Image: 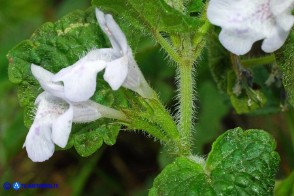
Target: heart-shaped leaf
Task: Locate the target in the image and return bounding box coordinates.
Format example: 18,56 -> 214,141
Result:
150,127 -> 280,195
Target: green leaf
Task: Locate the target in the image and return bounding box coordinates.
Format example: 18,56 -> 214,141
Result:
74,129 -> 104,157
206,127 -> 280,195
186,0 -> 205,15
276,30 -> 294,107
92,0 -> 203,34
275,172 -> 294,196
149,157 -> 214,196
73,124 -> 120,157
150,128 -> 280,195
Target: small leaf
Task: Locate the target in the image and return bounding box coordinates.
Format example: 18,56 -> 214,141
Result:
73,124 -> 120,157
74,130 -> 104,157
97,124 -> 120,146
150,128 -> 280,195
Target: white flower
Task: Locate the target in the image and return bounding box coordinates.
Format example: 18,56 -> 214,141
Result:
24,64 -> 101,162
52,49 -> 108,102
52,9 -> 154,102
95,8 -> 154,98
207,0 -> 294,55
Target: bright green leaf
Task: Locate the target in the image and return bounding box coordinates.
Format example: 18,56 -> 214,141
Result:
206,127 -> 280,195
149,157 -> 214,196
150,128 -> 280,195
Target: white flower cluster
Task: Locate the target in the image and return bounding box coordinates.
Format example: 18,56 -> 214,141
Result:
24,9 -> 153,162
207,0 -> 294,55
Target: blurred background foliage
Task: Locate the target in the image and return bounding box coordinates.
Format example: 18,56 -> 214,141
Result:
0,0 -> 293,195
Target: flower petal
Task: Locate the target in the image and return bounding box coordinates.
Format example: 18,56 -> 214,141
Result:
31,64 -> 54,81
72,100 -> 102,123
52,57 -> 106,102
271,0 -> 294,31
270,0 -> 294,16
275,12 -> 294,32
207,0 -> 294,54
23,123 -> 54,162
219,29 -> 263,55
51,105 -> 73,148
86,48 -> 119,62
31,64 -> 65,98
96,9 -> 121,53
105,14 -> 128,54
104,56 -> 128,90
121,53 -> 141,90
34,92 -> 65,124
95,8 -> 128,54
261,27 -> 290,53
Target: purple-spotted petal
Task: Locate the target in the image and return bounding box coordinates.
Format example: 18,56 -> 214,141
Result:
23,123 -> 54,162
207,0 -> 294,54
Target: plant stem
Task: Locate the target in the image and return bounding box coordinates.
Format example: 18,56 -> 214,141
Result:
240,54 -> 276,67
178,60 -> 194,154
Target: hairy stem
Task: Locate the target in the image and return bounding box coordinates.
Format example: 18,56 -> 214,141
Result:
178,61 -> 194,154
